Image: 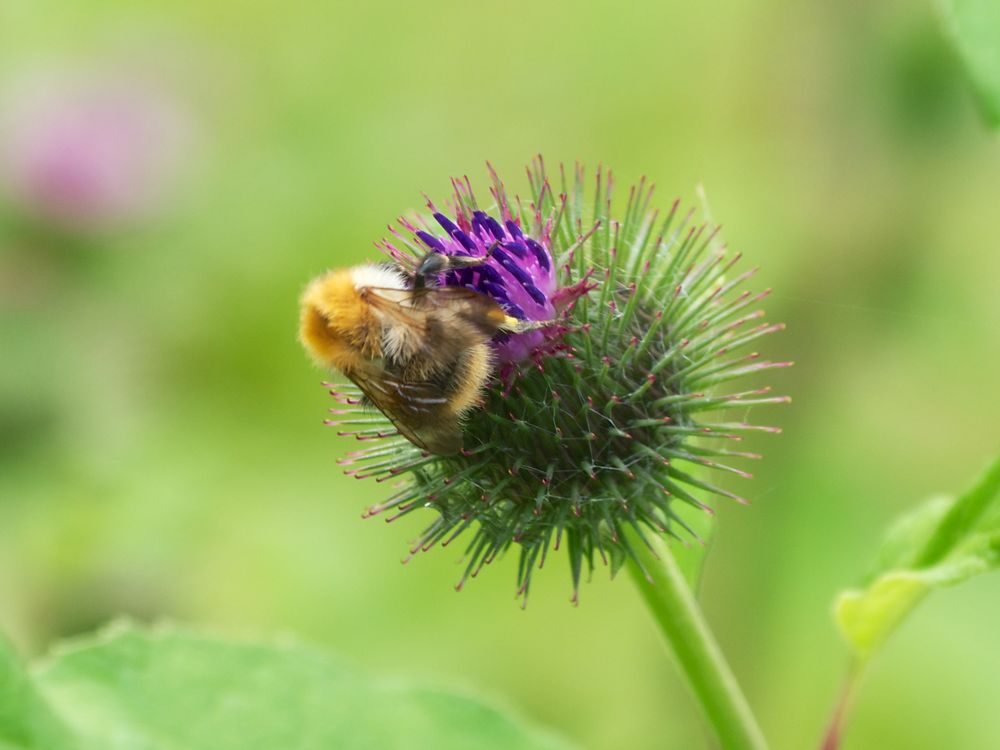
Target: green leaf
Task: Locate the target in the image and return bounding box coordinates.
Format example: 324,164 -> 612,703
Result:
915,453 -> 1000,567
1,623 -> 576,750
836,530 -> 1000,658
939,0 -> 1000,128
0,636 -> 78,750
867,495 -> 954,579
833,453 -> 1000,661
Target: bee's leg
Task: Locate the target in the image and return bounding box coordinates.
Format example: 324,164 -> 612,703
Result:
413,248 -> 495,290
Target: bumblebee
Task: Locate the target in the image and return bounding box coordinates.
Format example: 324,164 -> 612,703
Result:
300,252 -> 548,455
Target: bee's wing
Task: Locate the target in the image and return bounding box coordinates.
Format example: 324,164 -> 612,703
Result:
363,285 -> 509,337
351,285 -> 506,455
359,287 -> 427,328
346,363 -> 463,456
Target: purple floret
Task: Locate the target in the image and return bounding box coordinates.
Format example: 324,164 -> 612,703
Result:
402,207 -> 559,364
378,174 -> 593,370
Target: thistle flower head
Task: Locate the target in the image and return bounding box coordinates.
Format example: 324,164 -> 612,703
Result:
323,158 -> 790,604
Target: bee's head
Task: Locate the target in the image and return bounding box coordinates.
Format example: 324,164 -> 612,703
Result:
299,269 -> 374,372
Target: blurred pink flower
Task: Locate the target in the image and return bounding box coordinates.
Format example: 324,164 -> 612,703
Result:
0,71 -> 189,231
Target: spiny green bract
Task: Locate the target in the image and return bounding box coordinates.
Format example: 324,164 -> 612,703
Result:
328,157 -> 789,604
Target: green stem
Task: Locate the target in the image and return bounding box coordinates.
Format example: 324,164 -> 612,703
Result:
625,530 -> 769,750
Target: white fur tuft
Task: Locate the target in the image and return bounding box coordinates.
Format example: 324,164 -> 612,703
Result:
350,264 -> 407,291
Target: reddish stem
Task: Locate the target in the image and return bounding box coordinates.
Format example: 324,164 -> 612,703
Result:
819,667 -> 862,750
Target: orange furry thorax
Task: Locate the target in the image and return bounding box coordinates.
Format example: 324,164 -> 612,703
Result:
299,269 -> 381,373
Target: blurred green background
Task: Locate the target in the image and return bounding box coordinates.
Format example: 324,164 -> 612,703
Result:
1,1 -> 998,748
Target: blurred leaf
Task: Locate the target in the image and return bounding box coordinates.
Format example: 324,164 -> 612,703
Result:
868,495 -> 953,577
0,636 -> 78,750
836,529 -> 1000,657
5,623 -> 575,750
939,0 -> 1000,128
833,453 -> 1000,660
914,454 -> 1000,566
